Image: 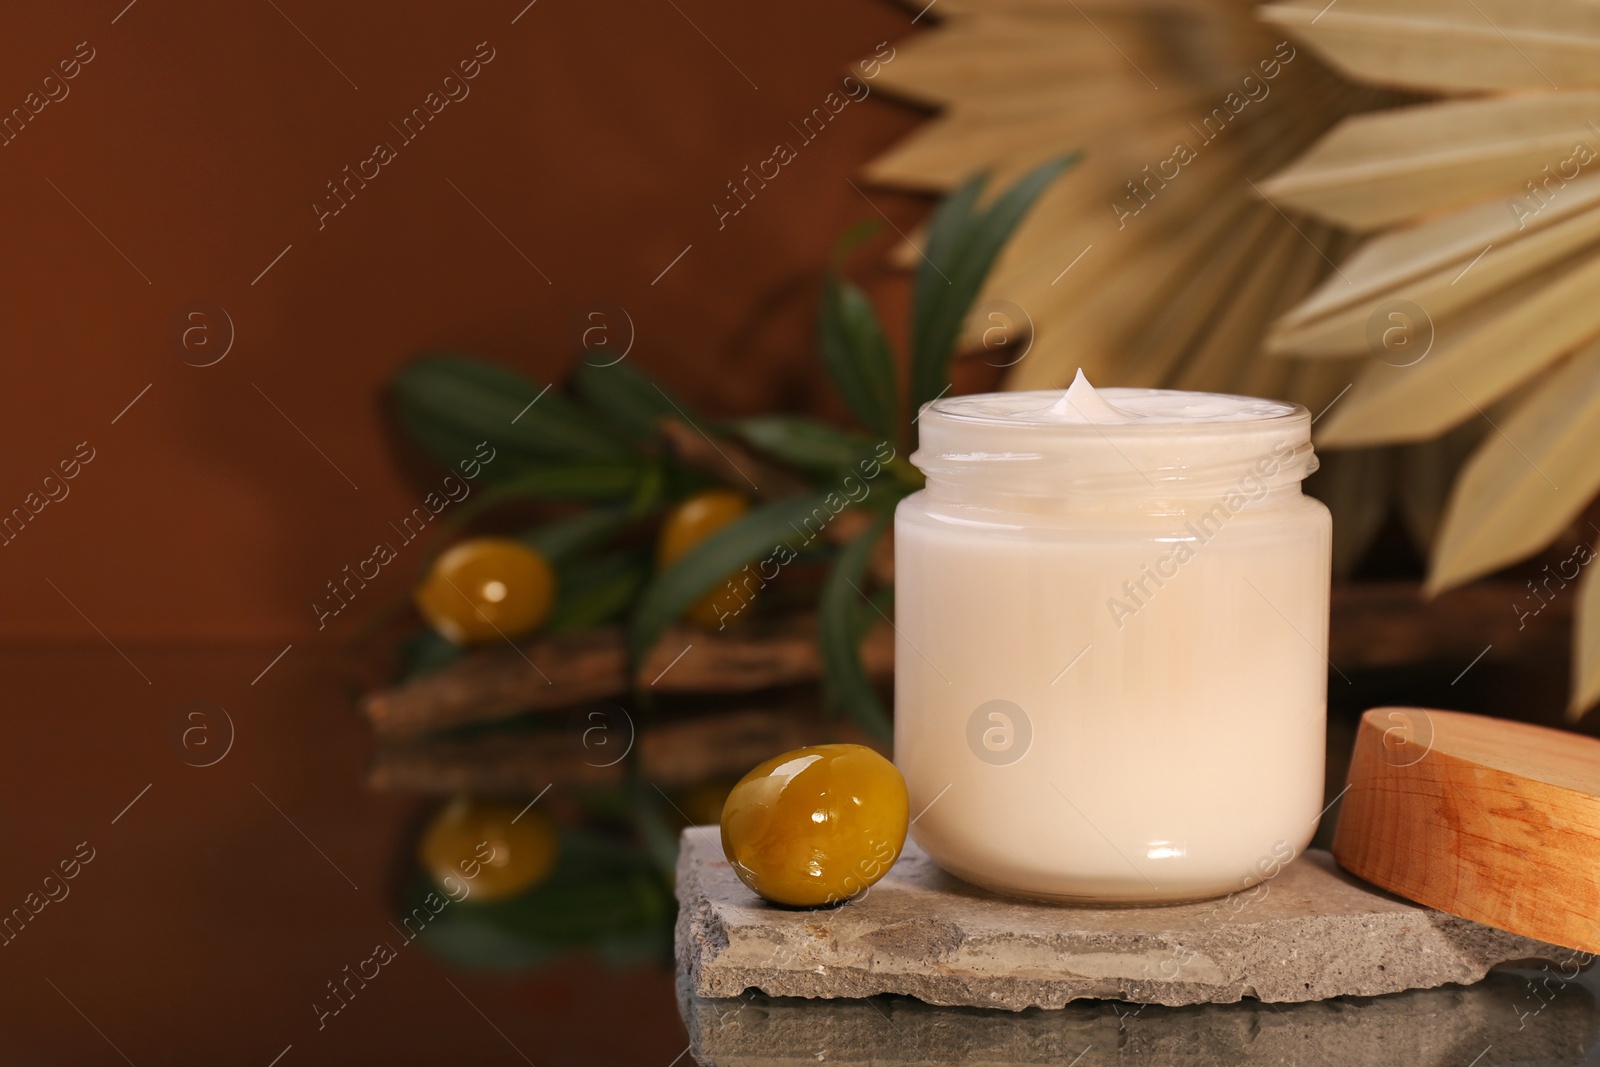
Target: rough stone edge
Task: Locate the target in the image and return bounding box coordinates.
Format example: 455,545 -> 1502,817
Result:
675,842 -> 718,999
675,832 -> 1573,1011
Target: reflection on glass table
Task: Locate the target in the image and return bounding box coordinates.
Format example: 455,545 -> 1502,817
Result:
682,964 -> 1600,1067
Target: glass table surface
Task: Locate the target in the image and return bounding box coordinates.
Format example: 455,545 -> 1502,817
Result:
11,644 -> 1593,1067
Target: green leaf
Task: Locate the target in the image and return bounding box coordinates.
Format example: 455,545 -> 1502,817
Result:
444,462 -> 650,531
570,359 -> 694,442
546,551 -> 650,635
854,475 -> 918,519
626,458 -> 669,517
910,171 -> 986,412
397,627 -> 462,681
392,408 -> 510,485
818,511 -> 893,742
909,153 -> 1081,414
852,583 -> 894,645
724,416 -> 880,474
818,275 -> 900,442
831,219 -> 883,269
518,507 -> 635,563
392,354 -> 632,478
628,494 -> 832,666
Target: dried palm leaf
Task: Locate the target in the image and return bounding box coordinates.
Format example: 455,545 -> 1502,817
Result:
1286,354 -> 1365,421
866,93 -> 1215,191
1258,1 -> 1600,715
858,2 -> 1572,688
1268,178 -> 1600,356
1257,92 -> 1600,231
1260,0 -> 1600,94
864,0 -> 1378,391
1427,338 -> 1600,592
1117,204 -> 1282,386
1004,187 -> 1264,387
1575,564 -> 1600,720
1316,242 -> 1600,447
1171,224 -> 1311,391
986,102 -> 1362,385
1395,420 -> 1487,556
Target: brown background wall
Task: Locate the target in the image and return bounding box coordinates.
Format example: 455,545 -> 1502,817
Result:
0,0 -> 923,642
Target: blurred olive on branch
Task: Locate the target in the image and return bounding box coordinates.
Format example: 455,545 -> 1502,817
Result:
381,154 -> 1078,743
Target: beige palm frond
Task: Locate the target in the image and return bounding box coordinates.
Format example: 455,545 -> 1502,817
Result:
1265,178 -> 1600,356
1256,92 -> 1600,230
1395,419 -> 1486,555
1257,0 -> 1600,94
859,1 -> 1600,708
860,0 -> 1402,572
1261,0 -> 1600,717
1425,338 -> 1600,592
1317,244 -> 1600,446
1577,564 -> 1600,717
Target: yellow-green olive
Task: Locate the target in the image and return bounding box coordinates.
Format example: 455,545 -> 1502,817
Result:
415,537 -> 555,645
418,797 -> 557,903
720,744 -> 908,907
657,490 -> 752,629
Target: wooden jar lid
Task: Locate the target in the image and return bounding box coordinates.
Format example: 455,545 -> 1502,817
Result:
1333,707 -> 1600,954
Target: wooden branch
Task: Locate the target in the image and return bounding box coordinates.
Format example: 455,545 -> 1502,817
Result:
366,700 -> 886,795
361,612 -> 894,741
363,580 -> 1557,747
659,418 -> 809,501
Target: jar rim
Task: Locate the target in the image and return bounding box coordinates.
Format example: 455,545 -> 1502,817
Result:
912,388 -> 1315,500
922,388 -> 1308,434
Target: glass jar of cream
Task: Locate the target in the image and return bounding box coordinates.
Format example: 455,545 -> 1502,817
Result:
894,372 -> 1330,903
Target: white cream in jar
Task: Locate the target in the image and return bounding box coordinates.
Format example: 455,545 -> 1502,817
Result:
894,372 -> 1330,903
